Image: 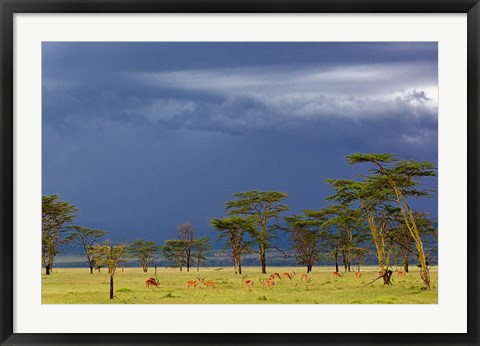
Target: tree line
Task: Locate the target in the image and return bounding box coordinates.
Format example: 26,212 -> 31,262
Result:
42,153 -> 437,292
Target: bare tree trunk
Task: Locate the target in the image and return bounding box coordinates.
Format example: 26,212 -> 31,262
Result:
260,246 -> 267,274
109,276 -> 114,300
334,248 -> 339,273
186,253 -> 191,272
233,256 -> 238,274
45,264 -> 51,275
89,266 -> 93,274
381,268 -> 393,285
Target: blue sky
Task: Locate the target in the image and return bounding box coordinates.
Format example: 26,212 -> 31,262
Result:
42,42 -> 438,246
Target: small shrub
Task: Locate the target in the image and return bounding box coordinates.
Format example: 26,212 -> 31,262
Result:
257,295 -> 267,301
116,288 -> 133,293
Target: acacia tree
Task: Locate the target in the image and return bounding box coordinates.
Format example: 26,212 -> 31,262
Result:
321,205 -> 369,272
285,214 -> 324,273
178,222 -> 195,272
161,240 -> 186,271
325,178 -> 396,284
90,242 -> 126,299
346,153 -> 436,290
42,195 -> 78,275
191,237 -> 211,272
210,217 -> 254,274
128,239 -> 159,272
226,190 -> 289,274
389,211 -> 436,273
67,226 -> 108,274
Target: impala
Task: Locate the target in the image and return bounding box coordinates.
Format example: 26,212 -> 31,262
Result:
242,275 -> 254,288
281,271 -> 295,280
259,278 -> 276,288
269,273 -> 282,281
332,271 -> 342,278
299,274 -> 309,281
186,277 -> 201,289
354,271 -> 362,278
146,277 -> 159,288
396,269 -> 406,277
200,277 -> 216,289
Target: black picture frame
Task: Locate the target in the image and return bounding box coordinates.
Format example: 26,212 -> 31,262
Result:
1,1 -> 479,345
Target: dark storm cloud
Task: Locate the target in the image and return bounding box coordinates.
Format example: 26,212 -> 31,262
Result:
42,42 -> 438,244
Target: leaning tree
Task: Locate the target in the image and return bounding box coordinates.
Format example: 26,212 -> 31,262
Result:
328,153 -> 436,289
346,153 -> 436,290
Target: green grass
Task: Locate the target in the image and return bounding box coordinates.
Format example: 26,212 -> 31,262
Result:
42,266 -> 438,304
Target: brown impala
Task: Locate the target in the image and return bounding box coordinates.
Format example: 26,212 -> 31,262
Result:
269,273 -> 282,281
186,277 -> 201,289
354,271 -> 362,278
200,276 -> 216,289
146,277 -> 160,288
396,269 -> 406,277
332,271 -> 343,278
281,271 -> 295,280
259,278 -> 276,288
299,274 -> 309,281
242,275 -> 254,288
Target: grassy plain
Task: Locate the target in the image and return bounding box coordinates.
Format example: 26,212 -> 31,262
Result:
42,266 -> 438,304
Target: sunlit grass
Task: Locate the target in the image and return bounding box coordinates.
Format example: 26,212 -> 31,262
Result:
42,266 -> 438,304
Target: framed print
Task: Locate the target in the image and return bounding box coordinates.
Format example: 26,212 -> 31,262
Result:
1,0 -> 479,345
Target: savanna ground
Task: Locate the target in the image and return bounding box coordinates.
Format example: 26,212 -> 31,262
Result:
42,266 -> 438,304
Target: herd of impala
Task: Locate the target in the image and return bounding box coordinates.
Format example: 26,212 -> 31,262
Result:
145,269 -> 408,289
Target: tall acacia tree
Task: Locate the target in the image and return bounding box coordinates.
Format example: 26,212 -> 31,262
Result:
67,226 -> 108,274
226,191 -> 289,274
128,239 -> 159,272
326,178 -> 396,284
210,217 -> 255,274
346,153 -> 436,290
42,195 -> 78,275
